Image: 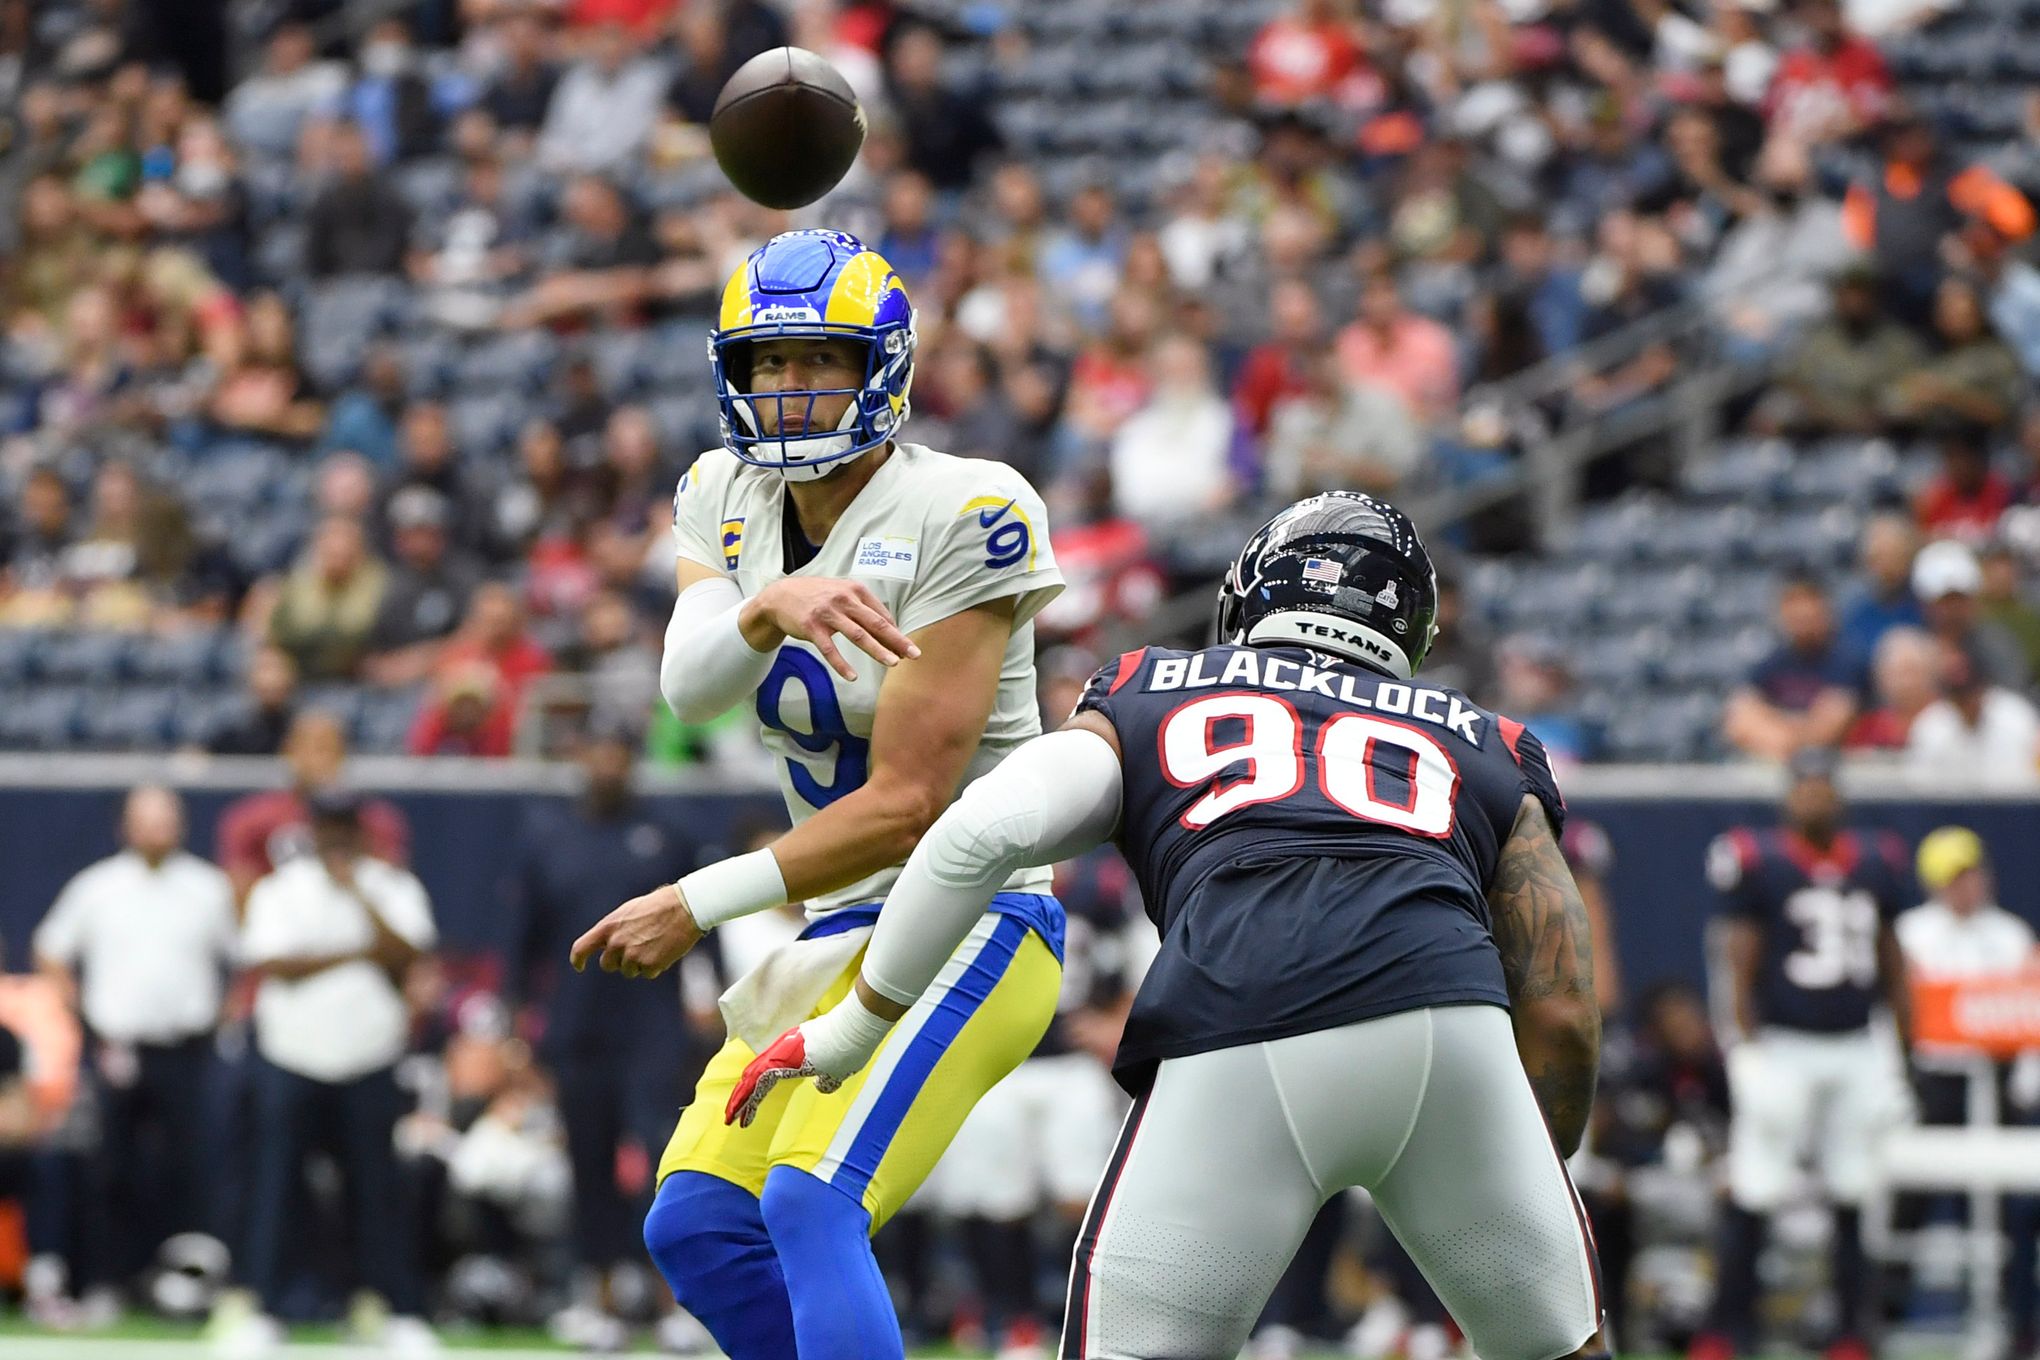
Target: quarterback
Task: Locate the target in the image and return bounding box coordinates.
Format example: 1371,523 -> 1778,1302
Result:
570,229 -> 1066,1359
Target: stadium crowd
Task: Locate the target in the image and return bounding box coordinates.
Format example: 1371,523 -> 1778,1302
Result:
0,0 -> 2035,767
1,0 -> 2040,1354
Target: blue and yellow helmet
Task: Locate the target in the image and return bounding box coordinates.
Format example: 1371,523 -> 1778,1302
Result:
709,229 -> 916,481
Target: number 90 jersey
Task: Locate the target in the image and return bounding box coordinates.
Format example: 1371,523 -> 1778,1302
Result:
673,442 -> 1064,914
1706,827 -> 1910,1033
1074,643 -> 1566,1088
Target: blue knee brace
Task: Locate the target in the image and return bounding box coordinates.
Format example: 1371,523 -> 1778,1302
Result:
760,1166 -> 903,1360
643,1172 -> 796,1359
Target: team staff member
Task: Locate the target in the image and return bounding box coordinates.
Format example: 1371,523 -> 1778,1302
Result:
33,786 -> 236,1303
504,723 -> 695,1345
230,789 -> 439,1359
216,711 -> 410,903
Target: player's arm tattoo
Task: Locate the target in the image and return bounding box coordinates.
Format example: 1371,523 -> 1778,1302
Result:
1488,795 -> 1601,1156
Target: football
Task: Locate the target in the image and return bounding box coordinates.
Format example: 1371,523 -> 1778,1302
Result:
709,46 -> 867,210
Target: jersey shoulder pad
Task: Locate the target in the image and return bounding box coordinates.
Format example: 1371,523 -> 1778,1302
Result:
1491,713 -> 1565,836
1705,828 -> 1762,892
1073,647 -> 1162,723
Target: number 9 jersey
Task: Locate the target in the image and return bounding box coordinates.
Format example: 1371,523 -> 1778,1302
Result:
673,441 -> 1064,914
1073,641 -> 1567,1093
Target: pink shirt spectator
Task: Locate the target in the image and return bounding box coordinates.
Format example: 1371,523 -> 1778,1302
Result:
1335,315 -> 1460,425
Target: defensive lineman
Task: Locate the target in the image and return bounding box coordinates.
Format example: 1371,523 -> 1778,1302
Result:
734,492 -> 1611,1360
571,229 -> 1066,1360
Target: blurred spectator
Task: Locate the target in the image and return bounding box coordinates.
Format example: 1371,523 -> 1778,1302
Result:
883,21 -> 1002,193
1914,420 -> 2014,542
1107,336 -> 1236,528
1336,270 -> 1459,426
1158,154 -> 1255,293
1845,625 -> 1938,750
1882,276 -> 2024,433
32,786 -> 234,1306
203,291 -> 323,441
1491,213 -> 1589,362
409,155 -> 532,332
505,726 -> 693,1339
209,645 -> 301,757
303,121 -> 415,279
1914,539 -> 2031,689
917,342 -> 1025,471
1905,638 -> 2040,784
1262,350 -> 1421,499
1493,635 -> 1594,766
1764,0 -> 1892,147
557,590 -> 661,725
1978,543 -> 2040,681
436,582 -> 554,706
1039,184 -> 1128,334
384,401 -> 487,553
408,661 -> 517,757
537,23 -> 666,174
875,169 -> 938,284
1248,0 -> 1363,108
342,18 -> 443,166
502,175 -> 657,329
1838,513 -> 1923,661
215,711 -> 411,901
1755,262 -> 1922,436
135,115 -> 251,290
1705,138 -> 1853,359
482,9 -> 561,144
320,345 -> 408,471
1843,112 -> 2034,324
316,450 -> 382,522
264,516 -> 390,682
0,467 -> 75,624
222,24 -> 347,162
1722,571 -> 1864,763
233,789 -> 438,1356
1960,222 -> 2040,381
1231,278 -> 1323,440
363,489 -> 486,688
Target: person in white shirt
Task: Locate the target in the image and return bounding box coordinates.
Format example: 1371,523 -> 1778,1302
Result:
1905,639 -> 2040,786
1108,335 -> 1237,528
533,22 -> 667,175
232,788 -> 439,1357
32,785 -> 235,1301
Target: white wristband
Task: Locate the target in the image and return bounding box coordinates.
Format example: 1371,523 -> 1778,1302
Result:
677,848 -> 788,930
804,987 -> 899,1080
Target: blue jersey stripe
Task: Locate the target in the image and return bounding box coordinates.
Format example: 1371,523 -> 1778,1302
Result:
828,915 -> 1029,1201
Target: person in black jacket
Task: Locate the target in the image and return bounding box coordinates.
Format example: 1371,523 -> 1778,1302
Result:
882,21 -> 1001,194
303,121 -> 413,278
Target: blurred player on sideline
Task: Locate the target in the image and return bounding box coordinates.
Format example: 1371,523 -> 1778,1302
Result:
1692,750 -> 1914,1360
734,492 -> 1609,1360
568,229 -> 1065,1360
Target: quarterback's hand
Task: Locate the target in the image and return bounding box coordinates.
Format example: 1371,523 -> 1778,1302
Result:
724,994 -> 896,1127
725,1024 -> 844,1128
740,577 -> 920,682
570,885 -> 702,978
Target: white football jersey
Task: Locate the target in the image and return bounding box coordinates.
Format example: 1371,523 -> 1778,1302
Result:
673,442 -> 1065,915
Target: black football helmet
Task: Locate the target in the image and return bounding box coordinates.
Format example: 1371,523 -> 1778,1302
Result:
1214,492 -> 1439,679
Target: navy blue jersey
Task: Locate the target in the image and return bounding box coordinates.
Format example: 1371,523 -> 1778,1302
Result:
1706,826 -> 1910,1034
1075,643 -> 1566,1092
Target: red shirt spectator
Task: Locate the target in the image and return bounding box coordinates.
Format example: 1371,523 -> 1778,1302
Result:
1233,278 -> 1325,437
1249,1 -> 1363,108
566,0 -> 677,30
1763,0 -> 1891,144
436,583 -> 553,704
406,662 -> 517,758
1916,424 -> 2014,542
1335,272 -> 1459,424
